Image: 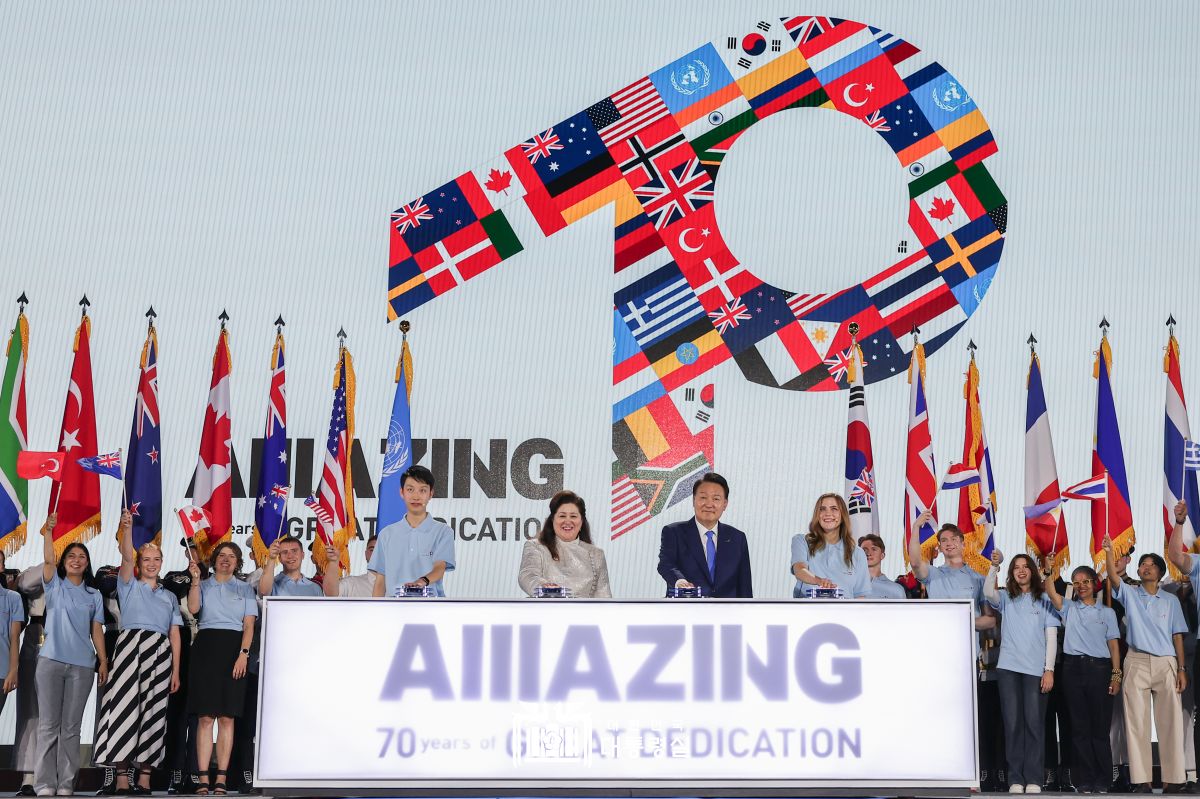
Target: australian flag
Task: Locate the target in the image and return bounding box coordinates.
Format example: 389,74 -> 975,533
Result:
253,333 -> 289,562
377,339 -> 413,533
124,330 -> 162,549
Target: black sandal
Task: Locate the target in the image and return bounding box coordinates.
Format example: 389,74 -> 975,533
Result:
194,774 -> 209,797
212,770 -> 227,796
130,768 -> 152,796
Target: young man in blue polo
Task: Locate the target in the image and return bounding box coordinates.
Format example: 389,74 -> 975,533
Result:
370,465 -> 456,596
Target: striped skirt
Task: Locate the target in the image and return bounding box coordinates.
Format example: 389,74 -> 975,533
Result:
92,628 -> 173,767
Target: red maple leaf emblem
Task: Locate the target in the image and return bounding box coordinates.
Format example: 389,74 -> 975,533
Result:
483,168 -> 514,195
928,196 -> 956,222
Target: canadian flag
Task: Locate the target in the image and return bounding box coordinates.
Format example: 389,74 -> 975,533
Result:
176,505 -> 212,540
191,327 -> 232,559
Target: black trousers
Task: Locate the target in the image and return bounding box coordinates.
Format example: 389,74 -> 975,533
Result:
1063,654 -> 1114,791
979,679 -> 1006,779
999,668 -> 1049,787
229,674 -> 259,785
1044,660 -> 1073,774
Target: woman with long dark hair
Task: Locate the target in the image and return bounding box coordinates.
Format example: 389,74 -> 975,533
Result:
984,550 -> 1060,794
790,493 -> 869,598
186,541 -> 256,796
34,512 -> 108,796
1043,564 -> 1120,794
93,509 -> 182,793
518,491 -> 610,597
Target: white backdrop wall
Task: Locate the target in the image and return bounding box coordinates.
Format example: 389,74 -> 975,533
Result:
0,0 -> 1198,738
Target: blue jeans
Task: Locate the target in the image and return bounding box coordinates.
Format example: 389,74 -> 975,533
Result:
998,667 -> 1048,787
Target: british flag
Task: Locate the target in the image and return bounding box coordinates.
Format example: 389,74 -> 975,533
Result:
905,343 -> 939,562
521,128 -> 563,163
633,158 -> 715,230
707,298 -> 753,334
781,15 -> 840,43
850,468 -> 876,507
392,198 -> 433,234
864,110 -> 891,132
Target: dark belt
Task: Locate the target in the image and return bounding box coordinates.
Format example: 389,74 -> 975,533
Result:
27,616 -> 44,626
1064,653 -> 1109,664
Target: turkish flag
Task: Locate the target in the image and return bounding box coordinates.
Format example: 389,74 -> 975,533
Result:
16,451 -> 65,480
48,319 -> 101,546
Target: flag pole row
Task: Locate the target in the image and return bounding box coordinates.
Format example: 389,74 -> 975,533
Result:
0,296 -> 416,573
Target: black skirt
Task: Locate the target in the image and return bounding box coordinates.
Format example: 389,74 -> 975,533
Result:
187,629 -> 247,718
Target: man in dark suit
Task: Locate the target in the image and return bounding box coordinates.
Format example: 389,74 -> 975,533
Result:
657,473 -> 753,598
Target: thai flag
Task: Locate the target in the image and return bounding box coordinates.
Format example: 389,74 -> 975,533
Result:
1062,473 -> 1108,501
1164,333 -> 1200,571
941,463 -> 981,491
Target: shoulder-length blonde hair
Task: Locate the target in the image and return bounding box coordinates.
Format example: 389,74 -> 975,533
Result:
804,493 -> 854,568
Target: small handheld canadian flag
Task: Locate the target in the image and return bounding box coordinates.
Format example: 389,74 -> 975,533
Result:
176,505 -> 212,541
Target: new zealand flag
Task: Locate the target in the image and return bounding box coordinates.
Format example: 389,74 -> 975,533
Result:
124,330 -> 162,549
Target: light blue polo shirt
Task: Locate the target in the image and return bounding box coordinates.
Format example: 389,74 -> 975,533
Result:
1060,599 -> 1120,659
922,563 -> 985,612
40,574 -> 104,669
196,576 -> 258,631
988,590 -> 1061,677
1186,555 -> 1200,638
790,535 -> 870,598
1113,581 -> 1188,657
867,574 -> 907,600
0,589 -> 25,679
369,515 -> 456,596
268,572 -> 323,597
117,575 -> 183,635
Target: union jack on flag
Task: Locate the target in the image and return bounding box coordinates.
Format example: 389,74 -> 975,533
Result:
77,451 -> 122,479
270,483 -> 289,500
850,468 -> 876,507
824,347 -> 855,382
392,199 -> 432,234
707,299 -> 753,334
521,128 -> 563,163
782,15 -> 839,43
633,158 -> 715,230
864,110 -> 891,131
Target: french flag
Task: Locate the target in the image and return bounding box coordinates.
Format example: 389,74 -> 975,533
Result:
940,463 -> 981,491
1062,473 -> 1109,502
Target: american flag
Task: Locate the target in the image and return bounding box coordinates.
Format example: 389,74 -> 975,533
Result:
313,350 -> 355,551
521,128 -> 563,163
304,494 -> 334,531
597,77 -> 670,146
392,198 -> 432,234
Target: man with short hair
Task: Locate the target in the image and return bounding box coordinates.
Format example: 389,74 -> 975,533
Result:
907,510 -> 992,629
858,534 -> 905,599
656,473 -> 752,598
257,535 -> 323,598
323,535 -> 379,597
370,466 -> 455,597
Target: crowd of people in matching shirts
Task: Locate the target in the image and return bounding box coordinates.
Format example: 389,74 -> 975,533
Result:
2,465 -> 1200,795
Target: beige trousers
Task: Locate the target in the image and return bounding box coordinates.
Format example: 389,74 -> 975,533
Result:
1124,650 -> 1185,785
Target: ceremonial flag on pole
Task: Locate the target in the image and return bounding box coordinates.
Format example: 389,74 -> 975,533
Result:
48,311 -> 101,557
251,328 -> 288,567
77,452 -> 122,478
0,306 -> 29,555
1164,327 -> 1200,578
124,323 -> 162,549
1186,440 -> 1200,471
191,322 -> 232,561
957,351 -> 997,575
905,337 -> 938,564
1091,329 -> 1135,564
844,341 -> 878,538
941,464 -> 981,491
1024,347 -> 1068,568
16,452 -> 65,480
377,333 -> 414,534
311,342 -> 356,574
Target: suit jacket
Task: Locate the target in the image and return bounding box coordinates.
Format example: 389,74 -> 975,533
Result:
657,518 -> 753,598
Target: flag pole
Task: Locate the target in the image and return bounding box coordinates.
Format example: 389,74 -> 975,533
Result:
274,488 -> 288,543
119,448 -> 127,512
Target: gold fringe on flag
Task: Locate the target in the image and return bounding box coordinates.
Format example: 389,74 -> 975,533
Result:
907,341 -> 927,386
312,347 -> 355,576
72,315 -> 91,352
53,511 -> 101,561
1093,336 -> 1112,379
395,337 -> 413,400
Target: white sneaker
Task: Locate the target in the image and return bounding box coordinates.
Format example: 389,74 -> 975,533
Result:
1026,785 -> 1042,794
56,790 -> 72,797
34,791 -> 51,798
1009,786 -> 1025,794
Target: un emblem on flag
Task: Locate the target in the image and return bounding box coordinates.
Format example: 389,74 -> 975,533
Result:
382,419 -> 410,478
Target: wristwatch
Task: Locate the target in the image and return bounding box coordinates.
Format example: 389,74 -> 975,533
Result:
239,648 -> 250,655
